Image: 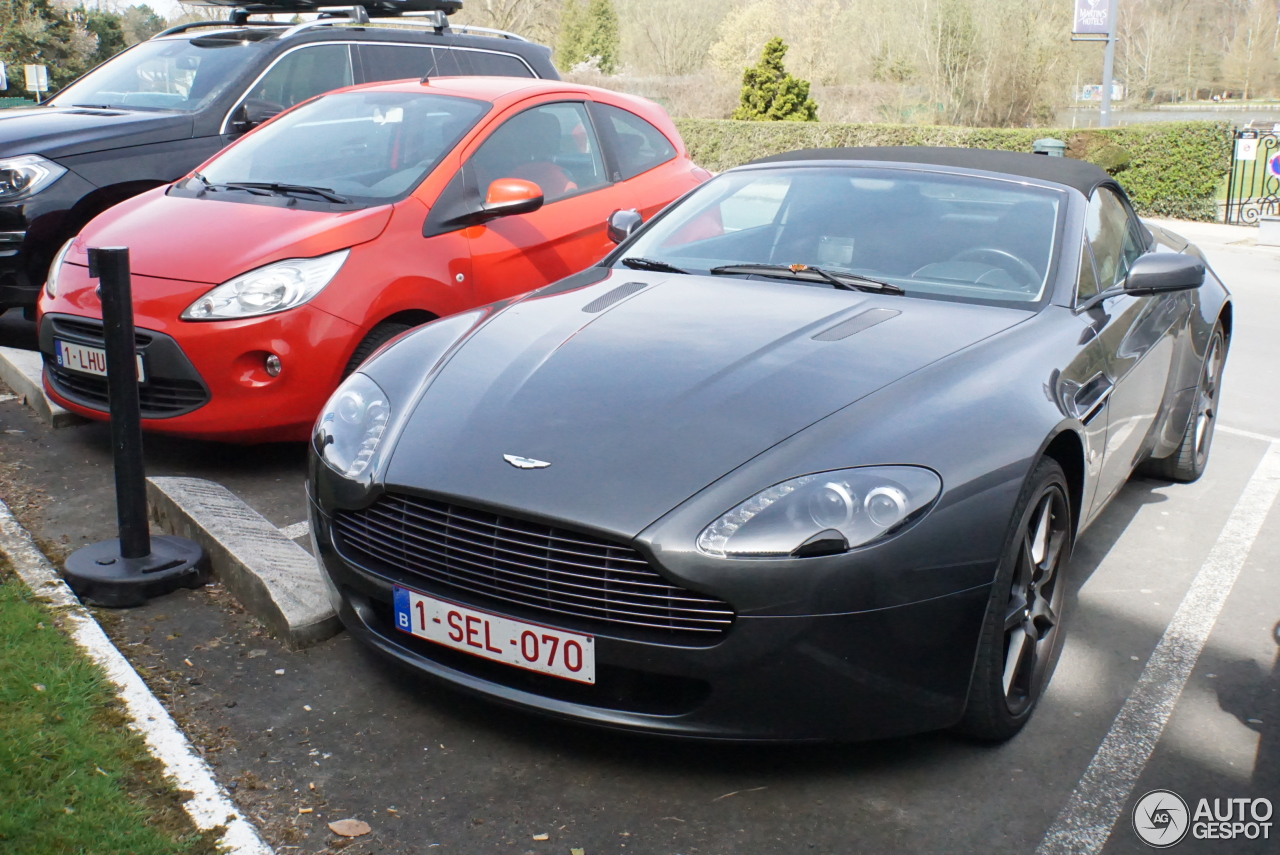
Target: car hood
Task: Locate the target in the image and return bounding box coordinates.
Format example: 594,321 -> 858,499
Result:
0,105 -> 193,160
70,187 -> 394,284
384,271 -> 1032,537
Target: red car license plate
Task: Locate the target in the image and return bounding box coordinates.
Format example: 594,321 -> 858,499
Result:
55,339 -> 145,382
393,586 -> 595,684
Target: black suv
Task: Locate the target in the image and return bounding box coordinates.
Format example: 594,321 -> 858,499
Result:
0,1 -> 557,315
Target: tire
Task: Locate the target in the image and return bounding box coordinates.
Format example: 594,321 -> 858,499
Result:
342,321 -> 414,379
954,457 -> 1073,742
1140,323 -> 1227,483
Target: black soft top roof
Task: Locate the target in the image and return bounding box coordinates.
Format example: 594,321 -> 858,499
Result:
749,146 -> 1112,195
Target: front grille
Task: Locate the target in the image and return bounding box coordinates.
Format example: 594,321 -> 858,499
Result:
333,493 -> 735,641
46,363 -> 209,417
50,315 -> 152,347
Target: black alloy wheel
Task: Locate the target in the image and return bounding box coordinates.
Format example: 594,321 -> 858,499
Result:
956,457 -> 1073,741
1141,322 -> 1227,483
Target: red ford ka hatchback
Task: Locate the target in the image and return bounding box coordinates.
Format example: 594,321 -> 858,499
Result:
38,76 -> 705,442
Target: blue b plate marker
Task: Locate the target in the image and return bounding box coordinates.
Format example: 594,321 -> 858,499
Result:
393,585 -> 412,632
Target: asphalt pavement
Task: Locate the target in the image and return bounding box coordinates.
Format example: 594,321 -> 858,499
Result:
0,221 -> 1277,855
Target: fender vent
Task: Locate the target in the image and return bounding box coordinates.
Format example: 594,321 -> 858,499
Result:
582,281 -> 647,313
813,308 -> 900,341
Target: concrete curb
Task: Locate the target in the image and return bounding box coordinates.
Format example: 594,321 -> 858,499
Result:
0,497 -> 274,855
0,346 -> 84,428
146,476 -> 339,649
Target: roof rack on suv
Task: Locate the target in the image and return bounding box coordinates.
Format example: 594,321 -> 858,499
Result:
279,8 -> 529,41
153,1 -> 528,43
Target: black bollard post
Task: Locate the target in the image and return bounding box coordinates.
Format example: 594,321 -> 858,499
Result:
62,247 -> 208,607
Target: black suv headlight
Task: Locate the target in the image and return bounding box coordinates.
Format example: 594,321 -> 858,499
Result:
0,155 -> 66,201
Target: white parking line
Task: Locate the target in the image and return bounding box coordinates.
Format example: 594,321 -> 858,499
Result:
278,520 -> 310,540
1218,424 -> 1280,445
0,393 -> 19,403
1036,441 -> 1280,855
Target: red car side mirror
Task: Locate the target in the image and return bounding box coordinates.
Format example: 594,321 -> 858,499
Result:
482,178 -> 544,220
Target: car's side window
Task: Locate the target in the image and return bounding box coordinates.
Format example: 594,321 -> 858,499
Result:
1076,236 -> 1100,303
469,102 -> 607,203
429,48 -> 535,78
356,44 -> 432,83
245,44 -> 353,111
590,103 -> 677,181
1084,186 -> 1138,289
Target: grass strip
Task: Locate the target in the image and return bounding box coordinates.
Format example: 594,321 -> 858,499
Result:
0,568 -> 213,855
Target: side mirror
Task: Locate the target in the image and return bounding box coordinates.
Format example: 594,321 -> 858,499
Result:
481,178 -> 544,220
1124,252 -> 1205,296
230,100 -> 284,134
607,209 -> 644,244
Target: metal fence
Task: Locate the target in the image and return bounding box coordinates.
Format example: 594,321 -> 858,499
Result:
1224,128 -> 1280,224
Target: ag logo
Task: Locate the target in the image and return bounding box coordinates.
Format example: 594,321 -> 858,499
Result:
1133,789 -> 1190,848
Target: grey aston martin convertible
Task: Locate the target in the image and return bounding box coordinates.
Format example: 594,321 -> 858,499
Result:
307,147 -> 1230,742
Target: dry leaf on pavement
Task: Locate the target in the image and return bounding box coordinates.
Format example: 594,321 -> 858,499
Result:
328,819 -> 372,837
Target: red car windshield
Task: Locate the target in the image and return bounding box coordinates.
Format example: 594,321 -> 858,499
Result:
200,90 -> 490,204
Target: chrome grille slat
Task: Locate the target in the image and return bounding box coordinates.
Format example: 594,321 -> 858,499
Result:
385,499 -> 648,557
354,509 -> 675,586
333,493 -> 735,640
339,529 -> 732,624
338,526 -> 728,614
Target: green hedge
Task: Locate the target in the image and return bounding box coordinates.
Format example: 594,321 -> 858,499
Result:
673,119 -> 1233,222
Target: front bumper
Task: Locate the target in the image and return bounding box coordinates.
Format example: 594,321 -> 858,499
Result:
311,500 -> 991,741
39,299 -> 359,443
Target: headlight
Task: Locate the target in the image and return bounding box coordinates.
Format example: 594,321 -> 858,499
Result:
180,249 -> 348,320
44,238 -> 76,299
696,466 -> 942,558
314,373 -> 391,480
0,155 -> 66,201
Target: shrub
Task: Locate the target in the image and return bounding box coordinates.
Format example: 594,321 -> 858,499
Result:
732,37 -> 819,122
673,118 -> 1233,221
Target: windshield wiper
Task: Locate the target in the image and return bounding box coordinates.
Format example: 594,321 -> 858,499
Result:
710,263 -> 904,295
209,181 -> 352,204
621,257 -> 689,275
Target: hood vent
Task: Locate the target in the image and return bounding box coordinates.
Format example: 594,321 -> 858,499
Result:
582,281 -> 647,313
813,307 -> 900,341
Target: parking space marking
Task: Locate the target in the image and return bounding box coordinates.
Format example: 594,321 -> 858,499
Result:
1036,441 -> 1280,855
1219,424 -> 1280,445
0,393 -> 18,403
277,521 -> 310,540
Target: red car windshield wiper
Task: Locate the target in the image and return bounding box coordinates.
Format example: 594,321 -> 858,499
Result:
207,181 -> 352,205
711,263 -> 904,295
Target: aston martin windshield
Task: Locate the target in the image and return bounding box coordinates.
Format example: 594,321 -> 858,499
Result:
196,91 -> 490,204
621,166 -> 1064,304
49,35 -> 272,112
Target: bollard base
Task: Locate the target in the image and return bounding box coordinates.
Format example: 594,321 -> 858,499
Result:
63,535 -> 209,607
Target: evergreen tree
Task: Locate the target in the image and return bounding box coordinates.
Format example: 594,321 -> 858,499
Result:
0,0 -> 97,95
555,0 -> 619,74
121,5 -> 167,45
79,6 -> 127,67
732,37 -> 819,122
555,0 -> 587,70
